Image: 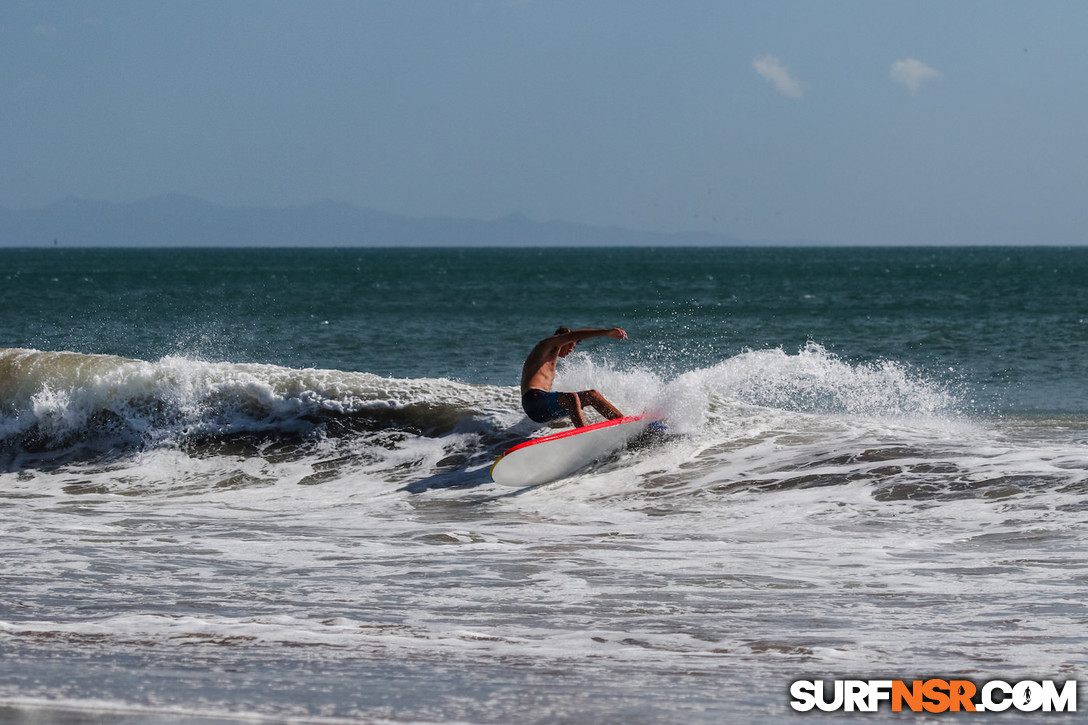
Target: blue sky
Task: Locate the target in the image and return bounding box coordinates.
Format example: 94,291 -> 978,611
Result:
3,0 -> 1087,245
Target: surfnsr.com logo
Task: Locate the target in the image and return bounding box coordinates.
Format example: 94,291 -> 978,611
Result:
790,679 -> 1077,713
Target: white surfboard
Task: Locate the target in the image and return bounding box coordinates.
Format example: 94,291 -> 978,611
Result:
490,415 -> 654,487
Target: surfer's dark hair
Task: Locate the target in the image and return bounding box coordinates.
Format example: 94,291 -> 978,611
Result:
555,327 -> 571,336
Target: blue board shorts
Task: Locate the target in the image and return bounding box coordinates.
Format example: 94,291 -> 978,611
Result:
522,388 -> 568,423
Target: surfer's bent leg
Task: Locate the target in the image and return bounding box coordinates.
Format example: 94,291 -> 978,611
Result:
579,389 -> 624,421
557,392 -> 587,427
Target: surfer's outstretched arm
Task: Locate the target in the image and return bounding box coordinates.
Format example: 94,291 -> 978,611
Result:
553,328 -> 627,345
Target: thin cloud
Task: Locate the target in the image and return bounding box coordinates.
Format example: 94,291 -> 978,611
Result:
890,58 -> 942,93
752,55 -> 804,99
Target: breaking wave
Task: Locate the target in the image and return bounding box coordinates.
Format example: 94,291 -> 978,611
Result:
0,347 -> 519,470
2,344 -> 1084,505
0,343 -> 963,475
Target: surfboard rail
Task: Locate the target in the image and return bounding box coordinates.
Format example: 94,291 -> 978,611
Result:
499,414 -> 646,457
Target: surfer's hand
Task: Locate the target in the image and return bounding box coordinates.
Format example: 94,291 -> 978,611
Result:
609,328 -> 627,340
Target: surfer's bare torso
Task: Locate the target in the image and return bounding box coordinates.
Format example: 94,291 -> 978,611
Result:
520,328 -> 627,427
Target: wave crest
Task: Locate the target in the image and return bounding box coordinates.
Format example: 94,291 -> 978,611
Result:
703,342 -> 956,417
0,348 -> 514,469
1,344 -> 960,480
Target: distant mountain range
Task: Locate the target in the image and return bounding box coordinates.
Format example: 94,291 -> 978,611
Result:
0,195 -> 752,247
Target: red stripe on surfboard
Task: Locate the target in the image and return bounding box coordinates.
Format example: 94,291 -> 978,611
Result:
500,414 -> 646,458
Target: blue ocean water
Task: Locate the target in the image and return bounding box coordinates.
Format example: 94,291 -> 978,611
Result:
1,247 -> 1086,723
4,247 -> 1086,409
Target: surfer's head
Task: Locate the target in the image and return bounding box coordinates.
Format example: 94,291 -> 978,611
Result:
554,327 -> 576,357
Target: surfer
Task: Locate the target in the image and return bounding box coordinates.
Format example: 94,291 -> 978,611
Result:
521,327 -> 627,427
